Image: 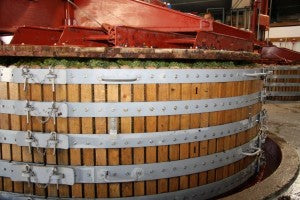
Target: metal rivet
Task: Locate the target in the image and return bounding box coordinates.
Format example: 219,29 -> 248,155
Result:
230,74 -> 233,77
195,105 -> 199,109
211,160 -> 214,164
173,138 -> 177,142
196,74 -> 200,78
150,170 -> 154,174
194,136 -> 197,139
111,108 -> 116,112
138,141 -> 142,144
123,108 -> 128,112
175,74 -> 178,79
85,108 -> 89,112
186,74 -> 189,78
162,106 -> 166,111
84,74 -> 88,78
112,142 -> 116,146
124,141 -> 128,145
137,108 -> 142,112
214,103 -> 217,107
86,142 -> 90,145
202,162 -> 206,166
185,105 -> 189,109
205,104 -> 208,108
184,166 -> 187,169
184,137 -> 188,141
215,74 -> 218,78
161,139 -> 165,143
206,74 -> 209,78
212,133 -> 215,136
149,140 -> 153,144
150,74 -> 154,78
173,106 -> 177,110
223,74 -> 226,77
173,167 -> 177,171
73,142 -> 77,145
204,135 -> 207,138
126,172 -> 130,176
149,107 -> 155,111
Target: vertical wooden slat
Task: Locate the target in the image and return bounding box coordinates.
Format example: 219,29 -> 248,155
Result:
189,83 -> 201,187
55,66 -> 70,198
157,84 -> 169,193
207,83 -> 222,183
169,83 -> 181,192
68,83 -> 82,198
9,82 -> 23,193
215,82 -> 227,181
43,82 -> 57,197
180,83 -> 191,189
120,81 -> 133,197
94,84 -> 108,198
0,81 -> 12,192
133,84 -> 145,196
30,66 -> 45,196
145,82 -> 157,195
107,84 -> 120,198
81,84 -> 95,198
19,82 -> 33,194
199,83 -> 209,186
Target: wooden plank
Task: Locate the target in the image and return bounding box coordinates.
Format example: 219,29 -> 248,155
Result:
107,84 -> 120,198
157,84 -> 169,193
169,83 -> 181,192
55,65 -> 70,198
199,83 -> 209,186
9,82 -> 23,193
19,82 -> 33,194
0,81 -> 13,192
94,84 -> 108,198
133,84 -> 145,196
43,82 -> 57,197
145,82 -> 157,195
120,80 -> 133,197
30,66 -> 45,196
68,83 -> 82,198
180,83 -> 191,189
207,83 -> 221,183
189,83 -> 201,187
81,84 -> 95,198
215,82 -> 227,181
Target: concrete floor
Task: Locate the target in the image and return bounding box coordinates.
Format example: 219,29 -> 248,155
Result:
263,103 -> 300,200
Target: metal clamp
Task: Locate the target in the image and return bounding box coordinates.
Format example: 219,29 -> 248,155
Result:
47,132 -> 59,155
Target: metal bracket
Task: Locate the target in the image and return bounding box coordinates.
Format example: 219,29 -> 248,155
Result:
1,112 -> 261,149
10,163 -> 75,186
0,92 -> 259,118
24,100 -> 34,124
15,131 -> 69,150
0,160 -> 257,200
0,67 -> 263,85
0,137 -> 258,184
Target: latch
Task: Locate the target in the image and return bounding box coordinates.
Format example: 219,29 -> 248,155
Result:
45,67 -> 57,92
21,164 -> 35,187
244,69 -> 273,79
38,102 -> 59,125
24,100 -> 34,124
25,130 -> 37,154
21,67 -> 33,91
47,132 -> 58,155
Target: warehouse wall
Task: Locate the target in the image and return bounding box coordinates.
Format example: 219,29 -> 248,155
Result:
269,26 -> 300,52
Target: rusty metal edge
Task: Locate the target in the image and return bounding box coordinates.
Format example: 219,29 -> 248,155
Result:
221,132 -> 300,200
0,45 -> 260,61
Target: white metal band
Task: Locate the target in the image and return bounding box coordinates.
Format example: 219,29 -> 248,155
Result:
0,66 -> 266,84
267,75 -> 300,79
268,66 -> 300,70
0,160 -> 257,200
0,112 -> 262,149
268,92 -> 300,97
0,137 -> 259,185
265,82 -> 300,87
0,92 -> 261,118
